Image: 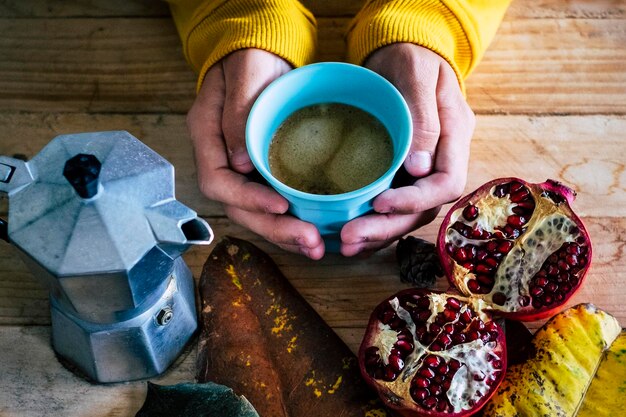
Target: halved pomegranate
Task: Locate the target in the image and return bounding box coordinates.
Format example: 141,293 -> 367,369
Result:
359,289 -> 506,416
437,178 -> 591,321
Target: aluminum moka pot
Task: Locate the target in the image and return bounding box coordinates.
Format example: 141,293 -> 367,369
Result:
0,131 -> 213,383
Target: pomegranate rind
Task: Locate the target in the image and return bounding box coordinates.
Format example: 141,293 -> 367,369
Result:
482,304 -> 621,417
358,289 -> 507,417
437,178 -> 591,321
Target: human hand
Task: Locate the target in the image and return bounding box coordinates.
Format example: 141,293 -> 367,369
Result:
187,49 -> 325,259
341,43 -> 476,256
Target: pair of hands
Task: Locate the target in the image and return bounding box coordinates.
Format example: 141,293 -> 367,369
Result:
187,44 -> 475,259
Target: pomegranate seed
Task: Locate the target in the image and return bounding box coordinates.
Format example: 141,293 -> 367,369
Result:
473,373 -> 486,381
494,184 -> 510,197
557,259 -> 570,271
475,263 -> 494,274
497,240 -> 513,254
519,295 -> 530,306
452,333 -> 466,344
507,215 -> 527,228
555,293 -> 564,302
546,282 -> 558,293
548,254 -> 559,263
467,331 -> 480,341
463,204 -> 479,221
562,283 -> 572,293
419,367 -> 436,379
454,247 -> 471,262
430,323 -> 441,334
547,265 -> 559,276
579,256 -> 588,267
486,241 -> 498,252
477,275 -> 494,286
422,396 -> 437,409
510,188 -> 530,203
535,276 -> 548,287
424,355 -> 442,368
430,343 -> 443,352
389,318 -> 404,330
449,359 -> 461,370
443,380 -> 452,390
438,334 -> 452,347
467,279 -> 481,292
379,309 -> 396,324
476,249 -> 488,261
462,262 -> 475,271
437,400 -> 448,412
509,181 -> 524,193
443,323 -> 455,334
485,257 -> 499,268
417,310 -> 431,321
567,244 -> 581,255
396,340 -> 414,353
414,376 -> 430,388
480,332 -> 492,343
557,272 -> 569,283
446,297 -> 462,310
388,355 -> 404,372
443,309 -> 458,322
411,387 -> 429,401
430,384 -> 443,396
460,310 -> 472,323
543,295 -> 554,305
437,363 -> 449,375
532,298 -> 543,308
383,368 -> 396,381
565,254 -> 578,266
530,287 -> 544,297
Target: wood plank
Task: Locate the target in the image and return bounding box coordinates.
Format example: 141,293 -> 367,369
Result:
0,17 -> 624,114
1,0 -> 623,19
0,0 -> 170,17
0,326 -> 197,417
1,113 -> 623,218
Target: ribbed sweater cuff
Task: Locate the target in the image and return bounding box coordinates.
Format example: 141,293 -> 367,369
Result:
186,0 -> 317,91
346,0 -> 476,92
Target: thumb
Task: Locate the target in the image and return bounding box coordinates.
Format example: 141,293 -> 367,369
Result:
221,49 -> 292,173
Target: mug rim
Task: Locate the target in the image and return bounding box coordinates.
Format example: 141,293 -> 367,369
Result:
246,61 -> 412,203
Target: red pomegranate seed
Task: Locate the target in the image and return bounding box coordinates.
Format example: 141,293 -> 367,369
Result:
395,340 -> 414,353
492,292 -> 507,306
437,363 -> 449,375
535,276 -> 548,287
443,323 -> 455,334
449,359 -> 461,370
430,323 -> 442,334
467,331 -> 480,341
463,204 -> 479,221
411,387 -> 429,401
430,384 -> 443,396
545,282 -> 558,293
446,297 -> 462,310
460,310 -> 473,323
509,181 -> 524,193
543,295 -> 554,305
430,343 -> 443,352
565,254 -> 578,266
423,396 -> 437,409
438,334 -> 452,347
507,215 -> 527,228
414,377 -> 430,388
510,188 -> 530,203
486,241 -> 498,252
497,240 -> 514,253
519,295 -> 530,306
476,249 -> 488,261
467,279 -> 481,292
437,400 -> 448,412
493,184 -> 510,197
530,287 -> 544,297
443,309 -> 458,322
485,257 -> 499,268
388,355 -> 404,372
452,333 -> 466,344
424,355 -> 442,368
419,368 -> 435,379
477,275 -> 494,286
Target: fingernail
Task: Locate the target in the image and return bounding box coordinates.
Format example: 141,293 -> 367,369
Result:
230,149 -> 250,168
406,151 -> 432,176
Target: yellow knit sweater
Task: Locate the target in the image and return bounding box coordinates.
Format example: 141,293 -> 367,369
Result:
165,0 -> 510,91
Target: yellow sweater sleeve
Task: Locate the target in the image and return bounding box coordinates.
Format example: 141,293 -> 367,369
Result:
346,0 -> 511,90
165,0 -> 317,91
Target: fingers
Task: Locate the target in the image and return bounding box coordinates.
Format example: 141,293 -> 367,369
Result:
366,44 -> 441,178
225,205 -> 325,260
340,208 -> 440,256
373,60 -> 475,214
187,63 -> 289,214
222,49 -> 292,173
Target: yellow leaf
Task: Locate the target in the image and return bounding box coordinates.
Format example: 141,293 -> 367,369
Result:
482,304 -> 622,417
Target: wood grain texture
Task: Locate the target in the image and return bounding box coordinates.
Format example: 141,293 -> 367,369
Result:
0,1 -> 625,416
0,16 -> 624,114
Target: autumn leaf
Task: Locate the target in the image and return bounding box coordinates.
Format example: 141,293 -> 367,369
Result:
482,304 -> 624,417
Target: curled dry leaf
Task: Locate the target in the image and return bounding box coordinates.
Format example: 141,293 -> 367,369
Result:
197,236 -> 387,417
482,303 -> 624,417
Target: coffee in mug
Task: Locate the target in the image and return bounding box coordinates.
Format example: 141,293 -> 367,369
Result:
268,103 -> 393,195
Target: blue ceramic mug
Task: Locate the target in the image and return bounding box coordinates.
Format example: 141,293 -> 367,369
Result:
246,62 -> 412,252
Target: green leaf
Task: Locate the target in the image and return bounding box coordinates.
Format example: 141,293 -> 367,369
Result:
134,382 -> 260,417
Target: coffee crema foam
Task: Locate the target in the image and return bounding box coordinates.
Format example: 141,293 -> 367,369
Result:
268,103 -> 393,195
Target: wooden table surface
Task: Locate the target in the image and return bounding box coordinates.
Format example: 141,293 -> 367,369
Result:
0,1 -> 624,415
